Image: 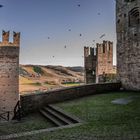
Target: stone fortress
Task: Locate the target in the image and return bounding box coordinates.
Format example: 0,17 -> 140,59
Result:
116,0 -> 140,90
0,0 -> 140,122
84,41 -> 116,84
0,30 -> 20,120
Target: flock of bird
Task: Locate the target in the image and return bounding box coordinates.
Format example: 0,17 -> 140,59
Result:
0,3 -> 106,59
45,4 -> 106,58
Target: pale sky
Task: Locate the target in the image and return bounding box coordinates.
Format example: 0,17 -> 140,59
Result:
0,0 -> 116,66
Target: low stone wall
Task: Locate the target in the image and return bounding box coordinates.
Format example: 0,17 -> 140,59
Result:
20,82 -> 121,114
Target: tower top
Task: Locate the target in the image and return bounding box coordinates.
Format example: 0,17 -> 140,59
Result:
0,30 -> 20,47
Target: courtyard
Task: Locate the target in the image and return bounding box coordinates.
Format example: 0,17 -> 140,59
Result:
0,91 -> 140,140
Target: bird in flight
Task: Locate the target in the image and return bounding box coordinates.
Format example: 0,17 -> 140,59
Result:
100,34 -> 105,39
0,5 -> 3,8
77,4 -> 80,7
79,34 -> 82,37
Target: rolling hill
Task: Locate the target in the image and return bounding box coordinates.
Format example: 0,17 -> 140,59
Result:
19,65 -> 84,94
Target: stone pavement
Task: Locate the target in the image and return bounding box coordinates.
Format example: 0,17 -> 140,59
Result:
111,96 -> 140,105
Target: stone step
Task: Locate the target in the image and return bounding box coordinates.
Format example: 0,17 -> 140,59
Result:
42,108 -> 68,125
40,104 -> 81,127
44,107 -> 72,125
47,105 -> 80,123
40,109 -> 64,126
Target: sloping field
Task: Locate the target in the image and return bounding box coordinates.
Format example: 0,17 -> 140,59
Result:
19,65 -> 84,94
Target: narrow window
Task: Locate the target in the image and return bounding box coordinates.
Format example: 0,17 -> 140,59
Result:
103,44 -> 105,53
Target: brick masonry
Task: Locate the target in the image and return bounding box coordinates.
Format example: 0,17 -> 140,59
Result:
116,0 -> 140,91
84,40 -> 116,84
0,31 -> 20,120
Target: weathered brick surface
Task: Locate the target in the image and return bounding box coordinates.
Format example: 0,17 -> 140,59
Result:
84,41 -> 116,84
116,0 -> 140,91
0,31 -> 20,120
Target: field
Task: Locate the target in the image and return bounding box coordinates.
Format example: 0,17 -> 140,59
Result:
19,65 -> 84,94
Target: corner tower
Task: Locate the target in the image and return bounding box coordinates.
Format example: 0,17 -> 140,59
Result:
0,30 -> 20,121
116,0 -> 140,90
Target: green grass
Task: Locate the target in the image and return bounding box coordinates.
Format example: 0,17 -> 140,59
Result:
54,92 -> 140,134
4,91 -> 140,140
0,113 -> 54,136
26,82 -> 42,86
62,83 -> 80,87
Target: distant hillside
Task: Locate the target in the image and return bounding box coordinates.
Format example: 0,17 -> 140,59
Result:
19,65 -> 84,94
66,66 -> 84,72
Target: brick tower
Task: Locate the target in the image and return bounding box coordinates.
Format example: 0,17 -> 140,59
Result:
0,30 -> 20,121
96,41 -> 114,82
84,41 -> 116,84
116,0 -> 140,90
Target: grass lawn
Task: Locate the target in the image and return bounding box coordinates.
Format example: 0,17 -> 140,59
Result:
3,91 -> 140,140
26,82 -> 42,86
62,83 -> 81,87
0,113 -> 54,136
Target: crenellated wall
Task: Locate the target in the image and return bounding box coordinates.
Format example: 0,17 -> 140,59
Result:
0,30 -> 20,47
0,30 -> 20,121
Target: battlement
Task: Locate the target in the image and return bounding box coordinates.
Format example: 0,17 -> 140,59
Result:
84,40 -> 113,58
0,30 -> 20,47
84,46 -> 96,57
96,40 -> 113,54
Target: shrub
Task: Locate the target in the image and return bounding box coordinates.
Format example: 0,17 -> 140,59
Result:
33,66 -> 44,74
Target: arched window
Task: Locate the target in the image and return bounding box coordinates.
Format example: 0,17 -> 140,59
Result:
129,7 -> 139,27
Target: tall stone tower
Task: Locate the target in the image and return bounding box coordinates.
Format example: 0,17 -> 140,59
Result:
0,30 -> 20,121
96,41 -> 114,82
116,0 -> 140,91
84,47 -> 97,83
84,41 -> 115,84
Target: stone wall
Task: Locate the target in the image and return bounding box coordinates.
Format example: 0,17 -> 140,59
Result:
116,0 -> 140,91
20,82 -> 121,114
0,31 -> 20,120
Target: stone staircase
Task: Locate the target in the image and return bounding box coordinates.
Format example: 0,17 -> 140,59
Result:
40,105 -> 81,127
